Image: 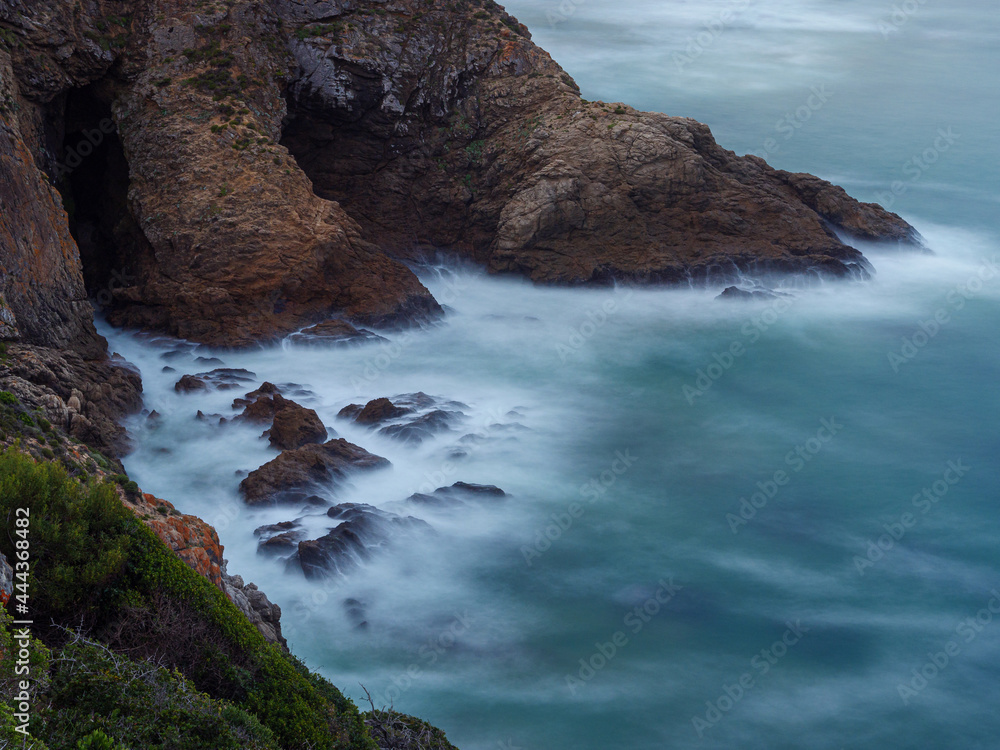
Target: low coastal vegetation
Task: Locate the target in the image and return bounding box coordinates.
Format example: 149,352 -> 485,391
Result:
0,448 -> 386,749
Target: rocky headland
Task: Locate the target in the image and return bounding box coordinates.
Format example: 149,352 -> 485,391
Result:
0,0 -> 922,747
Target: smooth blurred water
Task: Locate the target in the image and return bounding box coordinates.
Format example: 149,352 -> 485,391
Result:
105,3 -> 1000,748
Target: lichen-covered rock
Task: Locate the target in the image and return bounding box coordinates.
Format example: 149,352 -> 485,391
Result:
0,550 -> 12,607
128,493 -> 226,587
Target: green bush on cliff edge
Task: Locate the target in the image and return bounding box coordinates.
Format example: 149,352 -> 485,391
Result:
0,448 -> 376,750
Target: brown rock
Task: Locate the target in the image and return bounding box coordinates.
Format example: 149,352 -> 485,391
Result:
265,403 -> 327,450
337,403 -> 364,421
239,439 -> 390,506
174,374 -> 208,393
354,397 -> 413,426
279,1 -> 919,286
130,493 -> 225,588
0,344 -> 142,458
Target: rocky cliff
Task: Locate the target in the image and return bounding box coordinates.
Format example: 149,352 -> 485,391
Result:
1,0 -> 916,356
0,2 -> 921,747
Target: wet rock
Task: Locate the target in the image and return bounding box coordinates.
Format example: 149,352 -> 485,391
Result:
175,368 -> 256,394
355,397 -> 413,426
198,368 -> 257,390
258,530 -> 305,556
240,439 -> 390,506
233,381 -> 282,410
254,521 -> 299,537
393,392 -> 470,411
290,503 -> 432,579
289,319 -> 387,346
234,390 -> 328,449
195,356 -> 225,366
265,404 -> 328,450
379,410 -> 462,445
716,286 -> 783,301
407,482 -> 507,508
174,374 -> 207,393
337,403 -> 364,421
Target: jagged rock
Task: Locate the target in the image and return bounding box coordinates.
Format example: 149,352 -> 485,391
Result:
240,439 -> 390,506
0,345 -> 142,458
354,397 -> 413,426
221,572 -> 287,650
379,410 -> 462,445
2,0 -> 916,356
233,381 -> 281,410
265,405 -> 328,450
277,0 -> 920,289
234,390 -> 327,449
290,503 -> 433,580
119,489 -> 287,648
337,403 -> 364,421
175,374 -> 207,393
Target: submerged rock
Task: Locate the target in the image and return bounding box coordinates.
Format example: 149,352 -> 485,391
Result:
240,439 -> 390,506
175,368 -> 256,393
716,286 -> 785,302
289,319 -> 387,346
352,397 -> 414,426
407,482 -> 508,508
290,503 -> 433,580
379,410 -> 463,445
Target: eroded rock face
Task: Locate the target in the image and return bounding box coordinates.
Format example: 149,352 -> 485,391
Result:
121,490 -> 287,648
2,0 -> 441,349
239,438 -> 390,505
3,0 -> 919,361
0,49 -> 106,359
278,1 -> 919,285
0,344 -> 142,457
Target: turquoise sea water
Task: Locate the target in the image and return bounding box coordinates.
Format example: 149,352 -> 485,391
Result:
106,2 -> 1000,748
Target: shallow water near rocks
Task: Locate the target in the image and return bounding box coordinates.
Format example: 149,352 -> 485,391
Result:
105,2 -> 1000,748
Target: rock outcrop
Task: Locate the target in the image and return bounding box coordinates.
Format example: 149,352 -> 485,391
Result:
2,0 -> 918,358
291,502 -> 432,580
240,437 -> 390,505
278,0 -> 920,286
122,489 -> 287,648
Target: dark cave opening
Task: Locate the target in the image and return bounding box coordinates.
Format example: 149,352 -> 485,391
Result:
58,85 -> 134,307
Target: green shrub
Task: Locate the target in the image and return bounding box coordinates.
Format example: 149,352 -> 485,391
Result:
0,391 -> 16,406
0,449 -> 376,750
